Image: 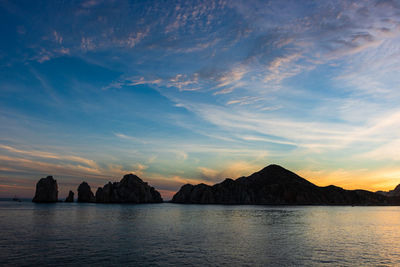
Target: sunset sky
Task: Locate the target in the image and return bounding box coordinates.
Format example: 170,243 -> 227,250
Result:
1,0 -> 400,199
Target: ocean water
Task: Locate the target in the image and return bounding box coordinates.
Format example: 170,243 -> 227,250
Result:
1,202 -> 400,266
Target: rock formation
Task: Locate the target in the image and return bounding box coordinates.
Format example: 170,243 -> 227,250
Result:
77,182 -> 95,203
172,164 -> 392,205
95,174 -> 163,203
65,190 -> 74,202
32,176 -> 58,203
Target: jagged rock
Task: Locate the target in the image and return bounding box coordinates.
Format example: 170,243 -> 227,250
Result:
95,187 -> 104,202
32,176 -> 58,203
95,174 -> 163,203
172,164 -> 392,205
95,182 -> 114,203
77,182 -> 95,203
65,190 -> 74,202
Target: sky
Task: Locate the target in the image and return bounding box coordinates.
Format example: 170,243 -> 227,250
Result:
1,0 -> 400,199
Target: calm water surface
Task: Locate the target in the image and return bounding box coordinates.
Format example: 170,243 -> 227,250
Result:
1,202 -> 400,266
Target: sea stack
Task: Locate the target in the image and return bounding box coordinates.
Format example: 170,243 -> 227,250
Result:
65,190 -> 74,202
95,174 -> 163,203
32,176 -> 58,203
77,182 -> 95,203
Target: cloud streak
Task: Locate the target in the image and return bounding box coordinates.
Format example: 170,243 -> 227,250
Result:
2,0 -> 400,198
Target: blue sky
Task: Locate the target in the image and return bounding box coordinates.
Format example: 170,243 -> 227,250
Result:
1,0 -> 400,199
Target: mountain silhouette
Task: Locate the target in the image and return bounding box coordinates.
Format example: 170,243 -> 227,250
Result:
172,164 -> 395,205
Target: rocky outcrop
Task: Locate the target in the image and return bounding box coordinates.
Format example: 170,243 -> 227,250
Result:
172,164 -> 392,205
95,174 -> 163,203
77,182 -> 95,203
32,176 -> 58,203
65,190 -> 74,202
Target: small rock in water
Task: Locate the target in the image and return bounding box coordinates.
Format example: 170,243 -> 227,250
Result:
65,190 -> 74,202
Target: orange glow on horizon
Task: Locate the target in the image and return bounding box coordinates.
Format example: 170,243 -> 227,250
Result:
298,168 -> 400,192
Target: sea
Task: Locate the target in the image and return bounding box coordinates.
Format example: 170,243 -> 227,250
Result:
1,201 -> 400,266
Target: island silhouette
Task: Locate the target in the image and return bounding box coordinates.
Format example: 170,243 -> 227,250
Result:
32,164 -> 400,205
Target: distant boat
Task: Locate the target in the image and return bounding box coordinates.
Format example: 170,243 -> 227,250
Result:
12,196 -> 22,202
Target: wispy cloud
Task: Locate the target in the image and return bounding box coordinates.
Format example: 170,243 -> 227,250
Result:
0,144 -> 150,183
114,133 -> 148,144
175,101 -> 400,156
263,53 -> 306,84
226,96 -> 266,106
215,65 -> 247,90
0,154 -> 102,177
3,0 -> 400,198
0,144 -> 99,169
168,73 -> 200,91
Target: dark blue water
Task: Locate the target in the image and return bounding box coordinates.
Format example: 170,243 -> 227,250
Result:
1,202 -> 400,266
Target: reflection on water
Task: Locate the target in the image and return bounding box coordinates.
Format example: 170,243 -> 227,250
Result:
1,202 -> 400,265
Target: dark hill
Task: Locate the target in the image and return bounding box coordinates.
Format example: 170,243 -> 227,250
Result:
376,184 -> 400,197
172,164 -> 394,205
